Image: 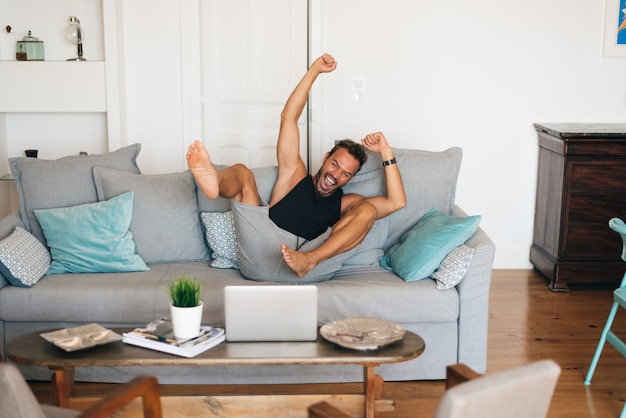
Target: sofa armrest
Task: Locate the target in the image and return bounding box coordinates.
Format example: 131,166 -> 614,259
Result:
0,211 -> 25,288
452,204 -> 495,373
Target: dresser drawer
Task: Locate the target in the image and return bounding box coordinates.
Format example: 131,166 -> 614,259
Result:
562,222 -> 622,258
568,161 -> 626,191
565,194 -> 626,257
568,194 -> 626,223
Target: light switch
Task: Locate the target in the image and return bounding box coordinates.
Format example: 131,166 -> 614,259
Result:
352,77 -> 365,102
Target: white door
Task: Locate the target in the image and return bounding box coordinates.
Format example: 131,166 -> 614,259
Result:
199,0 -> 308,168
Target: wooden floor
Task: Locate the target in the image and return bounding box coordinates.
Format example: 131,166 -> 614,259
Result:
29,269 -> 626,417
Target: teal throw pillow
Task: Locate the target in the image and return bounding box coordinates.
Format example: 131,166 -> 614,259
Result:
379,209 -> 481,282
34,191 -> 149,274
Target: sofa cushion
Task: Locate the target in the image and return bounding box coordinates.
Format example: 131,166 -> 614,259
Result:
0,262 -> 459,325
342,147 -> 463,251
93,168 -> 209,264
431,244 -> 475,290
0,226 -> 50,287
379,209 -> 481,282
200,211 -> 239,269
8,144 -> 142,246
34,192 -> 149,274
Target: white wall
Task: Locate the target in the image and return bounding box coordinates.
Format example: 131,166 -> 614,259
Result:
312,0 -> 626,268
0,0 -> 106,165
0,113 -> 10,216
2,0 -> 626,269
108,0 -> 189,174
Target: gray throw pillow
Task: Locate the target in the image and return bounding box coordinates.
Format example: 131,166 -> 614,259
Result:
0,226 -> 50,287
93,167 -> 209,264
431,244 -> 475,290
8,144 -> 142,245
201,211 -> 240,269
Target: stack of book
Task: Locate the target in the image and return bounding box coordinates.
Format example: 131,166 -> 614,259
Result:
123,319 -> 225,358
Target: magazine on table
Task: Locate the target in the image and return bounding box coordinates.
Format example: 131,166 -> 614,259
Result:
123,319 -> 225,358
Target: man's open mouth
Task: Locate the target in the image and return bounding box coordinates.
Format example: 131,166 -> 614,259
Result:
323,174 -> 337,188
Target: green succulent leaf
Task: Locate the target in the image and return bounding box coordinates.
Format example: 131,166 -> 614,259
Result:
168,275 -> 202,307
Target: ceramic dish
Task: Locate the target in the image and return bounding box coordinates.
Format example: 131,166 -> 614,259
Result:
41,323 -> 122,352
320,317 -> 405,351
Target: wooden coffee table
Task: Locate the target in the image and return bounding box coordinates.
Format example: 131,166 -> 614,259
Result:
7,327 -> 424,418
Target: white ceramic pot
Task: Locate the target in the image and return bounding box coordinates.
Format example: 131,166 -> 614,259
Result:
169,301 -> 203,339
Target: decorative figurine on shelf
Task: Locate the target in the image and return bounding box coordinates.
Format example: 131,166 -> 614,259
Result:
16,31 -> 44,61
65,16 -> 86,61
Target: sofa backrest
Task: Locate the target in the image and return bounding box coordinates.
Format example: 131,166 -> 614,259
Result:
9,144 -> 142,246
8,145 -> 211,265
197,147 -> 463,252
343,147 -> 463,251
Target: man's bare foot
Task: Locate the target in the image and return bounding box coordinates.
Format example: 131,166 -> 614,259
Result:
281,244 -> 316,278
186,140 -> 220,199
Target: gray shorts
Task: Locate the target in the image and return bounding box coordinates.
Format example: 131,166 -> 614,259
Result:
231,199 -> 354,283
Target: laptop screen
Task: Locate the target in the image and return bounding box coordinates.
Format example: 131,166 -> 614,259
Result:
224,285 -> 318,342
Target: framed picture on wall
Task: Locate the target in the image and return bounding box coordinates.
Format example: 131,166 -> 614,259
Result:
604,0 -> 626,57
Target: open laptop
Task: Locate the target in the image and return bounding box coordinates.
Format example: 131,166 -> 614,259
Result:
224,285 -> 318,342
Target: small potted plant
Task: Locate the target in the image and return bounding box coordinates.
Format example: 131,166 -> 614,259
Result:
168,275 -> 203,339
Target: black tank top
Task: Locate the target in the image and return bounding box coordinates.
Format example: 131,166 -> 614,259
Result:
269,175 -> 343,241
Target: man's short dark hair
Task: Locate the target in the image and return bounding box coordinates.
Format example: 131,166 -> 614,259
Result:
328,139 -> 368,172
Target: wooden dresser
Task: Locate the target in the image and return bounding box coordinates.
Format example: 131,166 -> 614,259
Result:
530,123 -> 626,291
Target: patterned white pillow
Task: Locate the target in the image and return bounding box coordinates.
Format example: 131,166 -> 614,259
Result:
431,244 -> 474,290
0,226 -> 51,287
201,211 -> 240,269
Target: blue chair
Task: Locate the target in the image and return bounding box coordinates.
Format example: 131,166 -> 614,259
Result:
584,217 -> 626,418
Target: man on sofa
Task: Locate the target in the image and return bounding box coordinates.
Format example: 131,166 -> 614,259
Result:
187,53 -> 406,282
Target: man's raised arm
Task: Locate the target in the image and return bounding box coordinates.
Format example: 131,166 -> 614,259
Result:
361,132 -> 407,219
275,54 -> 337,181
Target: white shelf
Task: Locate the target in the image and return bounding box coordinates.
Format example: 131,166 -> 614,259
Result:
0,61 -> 106,112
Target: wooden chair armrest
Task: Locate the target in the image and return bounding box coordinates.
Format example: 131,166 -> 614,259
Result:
308,401 -> 353,418
446,363 -> 482,389
77,376 -> 162,418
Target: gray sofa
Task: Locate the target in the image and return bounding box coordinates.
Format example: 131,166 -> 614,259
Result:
0,143 -> 495,384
